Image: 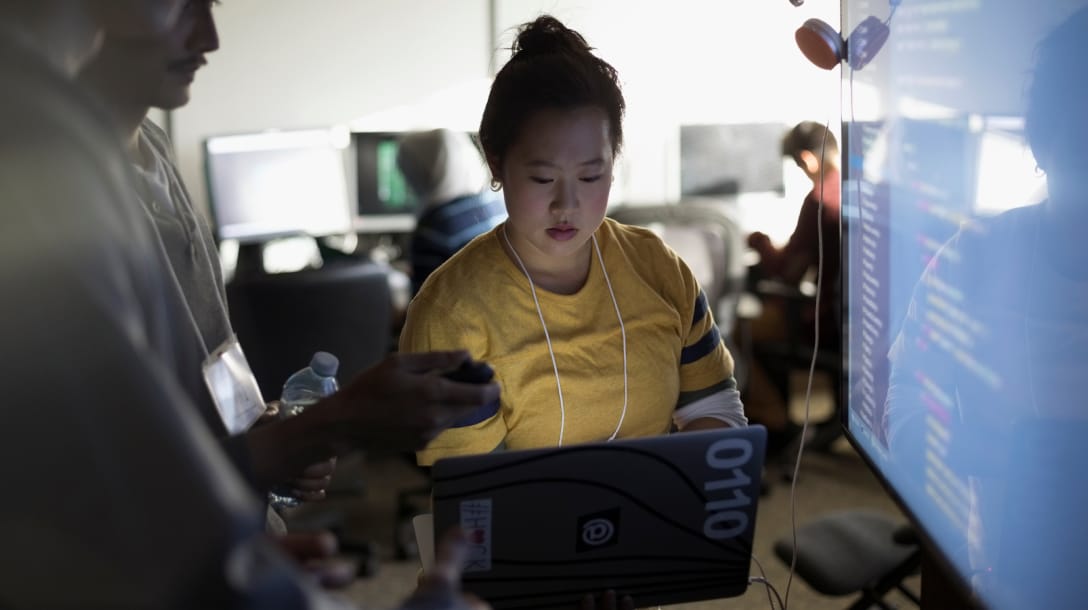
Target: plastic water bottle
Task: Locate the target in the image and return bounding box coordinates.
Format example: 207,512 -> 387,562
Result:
268,351 -> 340,509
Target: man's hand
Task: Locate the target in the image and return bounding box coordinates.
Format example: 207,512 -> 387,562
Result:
275,530 -> 356,590
287,458 -> 336,502
747,231 -> 773,254
245,351 -> 499,488
580,589 -> 634,610
320,351 -> 501,455
400,529 -> 490,610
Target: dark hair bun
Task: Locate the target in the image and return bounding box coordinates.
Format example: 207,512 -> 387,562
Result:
512,15 -> 592,59
479,14 -> 626,167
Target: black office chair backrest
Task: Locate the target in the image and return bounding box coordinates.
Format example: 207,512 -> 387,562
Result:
226,261 -> 393,399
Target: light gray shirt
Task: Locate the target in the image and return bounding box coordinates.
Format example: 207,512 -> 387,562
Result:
134,118 -> 233,355
0,29 -> 338,609
132,118 -> 237,436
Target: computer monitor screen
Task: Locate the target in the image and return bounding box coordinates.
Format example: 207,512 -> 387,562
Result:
679,123 -> 786,196
841,2 -> 1088,608
353,132 -> 419,233
204,128 -> 354,243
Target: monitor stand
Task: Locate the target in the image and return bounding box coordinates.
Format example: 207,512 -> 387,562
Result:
233,242 -> 267,279
921,548 -> 983,609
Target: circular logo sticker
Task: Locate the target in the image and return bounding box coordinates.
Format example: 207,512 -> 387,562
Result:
581,518 -> 615,546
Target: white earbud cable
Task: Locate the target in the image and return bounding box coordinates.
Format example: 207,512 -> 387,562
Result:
502,227 -> 628,446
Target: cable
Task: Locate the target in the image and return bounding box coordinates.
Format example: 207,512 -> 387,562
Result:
888,0 -> 902,23
749,554 -> 779,610
501,227 -> 629,446
777,6 -> 877,606
781,119 -> 832,610
749,576 -> 786,610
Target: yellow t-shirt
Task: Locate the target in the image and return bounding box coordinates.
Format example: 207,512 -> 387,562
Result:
401,218 -> 735,465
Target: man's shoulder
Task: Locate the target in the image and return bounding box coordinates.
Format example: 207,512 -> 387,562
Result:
1,39 -> 117,149
0,44 -> 150,273
0,101 -> 124,206
138,118 -> 176,160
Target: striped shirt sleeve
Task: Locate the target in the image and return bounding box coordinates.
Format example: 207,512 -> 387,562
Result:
679,285 -> 736,395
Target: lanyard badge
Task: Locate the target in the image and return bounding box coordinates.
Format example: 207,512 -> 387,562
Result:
203,336 -> 266,435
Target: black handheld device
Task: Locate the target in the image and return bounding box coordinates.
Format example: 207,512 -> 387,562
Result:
442,359 -> 495,384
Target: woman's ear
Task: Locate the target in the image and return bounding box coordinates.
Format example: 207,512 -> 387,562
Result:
486,155 -> 502,182
486,156 -> 503,191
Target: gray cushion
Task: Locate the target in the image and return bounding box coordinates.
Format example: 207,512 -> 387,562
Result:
773,510 -> 916,596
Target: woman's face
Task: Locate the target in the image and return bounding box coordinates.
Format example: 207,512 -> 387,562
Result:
494,105 -> 614,269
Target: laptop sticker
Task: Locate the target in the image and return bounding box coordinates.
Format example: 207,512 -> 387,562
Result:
577,507 -> 622,552
460,499 -> 492,572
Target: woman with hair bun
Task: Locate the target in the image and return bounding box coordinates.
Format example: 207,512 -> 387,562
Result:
402,15 -> 747,467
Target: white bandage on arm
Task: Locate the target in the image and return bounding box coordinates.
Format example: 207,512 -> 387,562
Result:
673,388 -> 748,429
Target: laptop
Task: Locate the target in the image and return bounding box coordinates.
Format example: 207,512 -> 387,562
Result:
431,425 -> 767,610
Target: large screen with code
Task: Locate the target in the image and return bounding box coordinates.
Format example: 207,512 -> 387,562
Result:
840,1 -> 1088,607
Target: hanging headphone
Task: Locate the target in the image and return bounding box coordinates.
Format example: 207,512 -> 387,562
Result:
795,0 -> 900,71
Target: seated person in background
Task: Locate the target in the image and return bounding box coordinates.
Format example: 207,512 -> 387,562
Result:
397,128 -> 506,294
400,15 -> 747,467
747,121 -> 841,339
740,121 -> 841,451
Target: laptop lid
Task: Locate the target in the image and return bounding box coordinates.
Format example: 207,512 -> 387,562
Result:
432,425 -> 767,610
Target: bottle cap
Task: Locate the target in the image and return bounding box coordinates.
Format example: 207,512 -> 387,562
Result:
310,351 -> 340,377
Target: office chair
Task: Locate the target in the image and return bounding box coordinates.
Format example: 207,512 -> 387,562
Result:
607,202 -> 750,390
225,259 -> 394,399
774,509 -> 921,609
226,259 -> 394,573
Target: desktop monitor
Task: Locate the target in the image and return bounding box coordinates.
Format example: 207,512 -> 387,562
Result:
679,123 -> 786,197
352,132 -> 420,234
840,1 -> 1088,608
204,128 -> 355,243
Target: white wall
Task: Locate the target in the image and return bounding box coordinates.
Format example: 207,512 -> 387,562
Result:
174,0 -> 840,240
173,0 -> 492,216
493,1 -> 840,208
